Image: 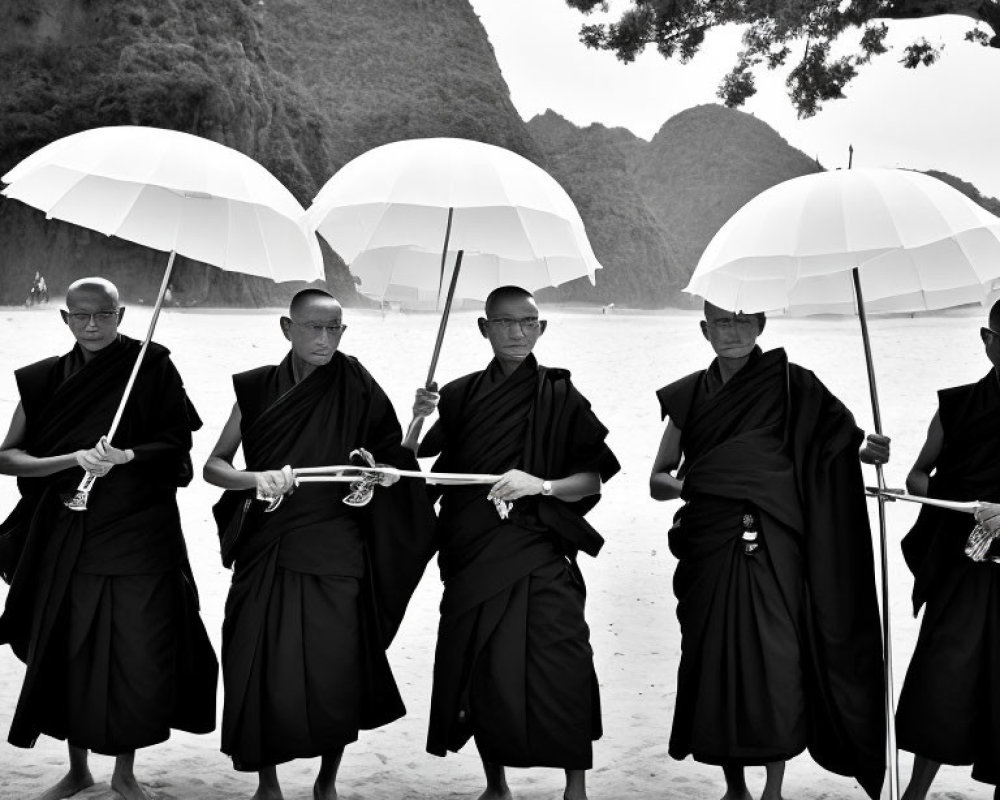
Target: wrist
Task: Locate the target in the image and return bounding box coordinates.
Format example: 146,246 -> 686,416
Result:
540,479 -> 553,497
125,449 -> 135,463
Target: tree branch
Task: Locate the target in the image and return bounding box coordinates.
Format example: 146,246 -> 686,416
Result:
881,0 -> 1000,43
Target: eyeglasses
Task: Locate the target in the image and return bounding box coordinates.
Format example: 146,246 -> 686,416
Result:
487,316 -> 542,332
64,310 -> 119,325
707,315 -> 758,331
292,321 -> 347,336
981,327 -> 1000,341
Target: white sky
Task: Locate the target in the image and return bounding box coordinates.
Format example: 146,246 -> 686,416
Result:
470,0 -> 1000,198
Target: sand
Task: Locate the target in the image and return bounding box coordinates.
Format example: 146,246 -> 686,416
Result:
0,303 -> 991,800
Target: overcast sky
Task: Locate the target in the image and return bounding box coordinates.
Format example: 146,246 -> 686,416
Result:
470,0 -> 1000,198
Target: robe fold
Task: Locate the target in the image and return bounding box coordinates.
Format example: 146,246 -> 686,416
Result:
657,347 -> 885,799
421,354 -> 619,769
0,335 -> 217,754
896,371 -> 1000,784
217,351 -> 436,771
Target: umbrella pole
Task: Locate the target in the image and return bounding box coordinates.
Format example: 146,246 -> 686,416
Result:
65,250 -> 178,511
852,267 -> 900,800
404,249 -> 465,449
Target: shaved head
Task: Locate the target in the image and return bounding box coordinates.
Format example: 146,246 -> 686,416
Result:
289,288 -> 339,318
703,300 -> 765,327
66,277 -> 120,308
485,286 -> 535,317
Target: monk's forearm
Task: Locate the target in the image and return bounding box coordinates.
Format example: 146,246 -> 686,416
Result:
402,416 -> 424,453
0,447 -> 81,477
550,471 -> 601,502
650,471 -> 683,501
203,455 -> 258,491
905,469 -> 930,497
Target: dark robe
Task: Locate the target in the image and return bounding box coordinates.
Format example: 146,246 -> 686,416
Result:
896,371 -> 1000,784
0,335 -> 217,754
421,354 -> 619,769
217,351 -> 436,771
657,347 -> 885,799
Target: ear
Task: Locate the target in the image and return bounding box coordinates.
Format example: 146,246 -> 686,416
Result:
700,320 -> 709,341
117,307 -> 126,325
538,320 -> 548,336
757,316 -> 766,335
280,316 -> 293,341
477,317 -> 488,338
60,309 -> 69,325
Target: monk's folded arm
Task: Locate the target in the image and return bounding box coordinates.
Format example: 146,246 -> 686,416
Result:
0,402 -> 84,477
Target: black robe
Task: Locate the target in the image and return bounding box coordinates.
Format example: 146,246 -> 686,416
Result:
0,335 -> 217,754
421,354 -> 619,769
657,347 -> 885,798
896,371 -> 1000,784
217,351 -> 436,771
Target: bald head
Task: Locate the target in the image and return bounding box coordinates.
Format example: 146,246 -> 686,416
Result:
289,288 -> 339,318
703,300 -> 765,327
67,277 -> 120,309
485,286 -> 535,317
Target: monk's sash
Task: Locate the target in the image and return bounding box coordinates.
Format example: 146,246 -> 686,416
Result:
903,371 -> 1000,612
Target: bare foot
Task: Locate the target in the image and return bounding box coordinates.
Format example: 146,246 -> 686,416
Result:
476,789 -> 513,800
721,790 -> 752,800
313,776 -> 338,800
110,772 -> 152,800
32,770 -> 96,800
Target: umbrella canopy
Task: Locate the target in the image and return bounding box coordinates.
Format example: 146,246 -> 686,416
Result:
306,137 -> 602,299
687,167 -> 1000,314
3,125 -> 324,282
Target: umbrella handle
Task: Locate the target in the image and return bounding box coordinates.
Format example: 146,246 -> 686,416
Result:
65,250 -> 177,512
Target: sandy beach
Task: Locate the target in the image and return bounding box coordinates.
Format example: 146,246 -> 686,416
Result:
0,303 -> 992,800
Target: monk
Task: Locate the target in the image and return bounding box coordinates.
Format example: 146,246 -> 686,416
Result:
897,299 -> 1000,799
650,301 -> 890,800
0,277 -> 217,800
407,285 -> 619,800
204,288 -> 436,800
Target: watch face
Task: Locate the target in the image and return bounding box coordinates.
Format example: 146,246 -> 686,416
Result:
542,480 -> 552,496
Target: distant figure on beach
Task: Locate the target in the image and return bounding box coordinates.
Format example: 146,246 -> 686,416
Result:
203,288 -> 435,800
650,300 -> 891,800
25,271 -> 48,307
896,298 -> 1000,800
407,285 -> 619,800
0,277 -> 217,800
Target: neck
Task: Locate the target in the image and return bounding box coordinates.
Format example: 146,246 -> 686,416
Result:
496,355 -> 525,376
291,353 -> 319,383
717,354 -> 750,384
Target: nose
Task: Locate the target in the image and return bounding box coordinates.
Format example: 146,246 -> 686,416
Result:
84,315 -> 99,331
508,324 -> 526,340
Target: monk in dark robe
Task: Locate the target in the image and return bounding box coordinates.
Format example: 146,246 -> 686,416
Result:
650,301 -> 890,800
407,285 -> 619,800
897,298 -> 1000,800
204,288 -> 435,800
0,278 -> 217,800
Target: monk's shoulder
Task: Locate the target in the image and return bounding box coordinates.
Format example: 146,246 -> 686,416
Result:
655,370 -> 703,423
338,352 -> 381,395
438,369 -> 483,399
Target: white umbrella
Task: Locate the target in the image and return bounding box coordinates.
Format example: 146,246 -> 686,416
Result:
306,137 -> 603,389
2,125 -> 324,509
685,167 -> 1000,800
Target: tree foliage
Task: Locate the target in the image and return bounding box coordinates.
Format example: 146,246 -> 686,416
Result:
568,1 -> 1000,116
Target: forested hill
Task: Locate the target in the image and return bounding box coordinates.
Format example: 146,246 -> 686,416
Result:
1,2 -> 998,308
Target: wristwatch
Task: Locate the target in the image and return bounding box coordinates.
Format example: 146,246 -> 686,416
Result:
541,480 -> 553,496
